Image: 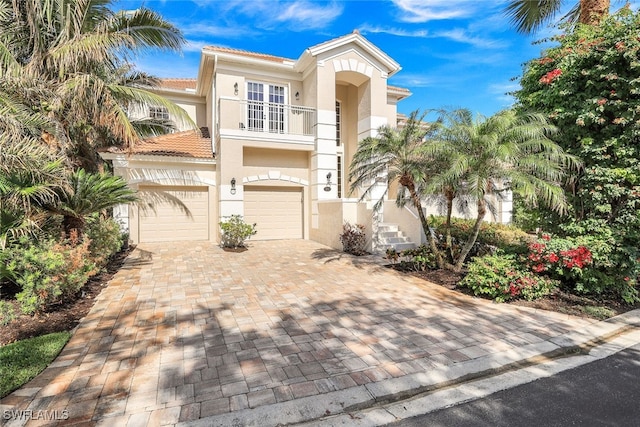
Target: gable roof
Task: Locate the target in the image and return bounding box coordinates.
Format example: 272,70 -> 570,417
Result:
104,127 -> 213,159
159,78 -> 197,91
203,46 -> 293,64
300,30 -> 401,77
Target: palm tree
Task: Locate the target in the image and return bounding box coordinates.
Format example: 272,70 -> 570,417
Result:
43,169 -> 137,237
0,136 -> 64,284
505,0 -> 611,34
0,0 -> 193,171
348,111 -> 446,268
425,109 -> 581,271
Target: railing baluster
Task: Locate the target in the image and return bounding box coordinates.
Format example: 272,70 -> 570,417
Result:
220,98 -> 316,136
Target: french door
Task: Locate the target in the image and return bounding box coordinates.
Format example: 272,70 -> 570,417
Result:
246,82 -> 286,133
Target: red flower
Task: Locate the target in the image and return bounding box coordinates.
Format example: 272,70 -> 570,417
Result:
539,69 -> 562,85
532,264 -> 546,273
547,253 -> 559,263
597,98 -> 607,106
541,234 -> 551,241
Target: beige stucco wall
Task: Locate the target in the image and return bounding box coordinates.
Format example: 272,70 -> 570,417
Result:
310,201 -> 343,250
383,202 -> 427,246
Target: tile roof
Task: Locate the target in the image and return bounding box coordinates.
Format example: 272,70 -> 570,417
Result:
388,85 -> 411,94
105,127 -> 213,159
203,46 -> 294,64
158,78 -> 197,91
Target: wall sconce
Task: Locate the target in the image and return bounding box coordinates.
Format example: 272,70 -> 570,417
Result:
233,82 -> 238,96
323,172 -> 332,192
230,177 -> 236,195
295,91 -> 300,101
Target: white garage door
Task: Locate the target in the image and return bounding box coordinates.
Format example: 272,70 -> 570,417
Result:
138,185 -> 209,242
244,186 -> 303,240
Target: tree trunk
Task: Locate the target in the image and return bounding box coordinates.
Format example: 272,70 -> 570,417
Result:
453,197 -> 487,272
400,174 -> 446,269
579,0 -> 610,25
444,188 -> 455,263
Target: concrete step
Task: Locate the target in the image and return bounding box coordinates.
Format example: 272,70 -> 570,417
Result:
377,222 -> 416,252
379,230 -> 404,238
378,223 -> 399,232
391,242 -> 416,251
380,236 -> 411,244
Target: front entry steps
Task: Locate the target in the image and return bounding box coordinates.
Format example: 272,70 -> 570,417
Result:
378,223 -> 416,252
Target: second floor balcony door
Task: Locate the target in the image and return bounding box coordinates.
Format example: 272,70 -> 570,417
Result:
247,82 -> 286,133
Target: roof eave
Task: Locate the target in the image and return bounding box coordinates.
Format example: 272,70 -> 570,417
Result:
100,152 -> 216,164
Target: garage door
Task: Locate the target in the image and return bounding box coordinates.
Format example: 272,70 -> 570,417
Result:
138,185 -> 209,242
244,186 -> 303,240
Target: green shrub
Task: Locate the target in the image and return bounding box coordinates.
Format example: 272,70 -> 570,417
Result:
339,222 -> 367,255
84,214 -> 124,266
219,215 -> 257,248
430,216 -> 533,256
6,235 -> 97,314
459,254 -> 558,302
386,245 -> 437,271
0,301 -> 16,326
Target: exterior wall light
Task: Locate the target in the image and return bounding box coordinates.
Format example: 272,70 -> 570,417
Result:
295,91 -> 300,100
230,177 -> 236,195
234,82 -> 238,95
324,172 -> 332,192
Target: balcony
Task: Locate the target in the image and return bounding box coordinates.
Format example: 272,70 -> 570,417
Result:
218,98 -> 316,141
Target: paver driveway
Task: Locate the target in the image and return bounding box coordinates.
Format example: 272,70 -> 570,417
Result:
1,240 -> 597,426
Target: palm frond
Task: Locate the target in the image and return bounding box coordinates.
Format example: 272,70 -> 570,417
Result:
504,0 -> 565,34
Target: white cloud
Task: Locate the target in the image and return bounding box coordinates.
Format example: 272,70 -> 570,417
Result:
391,73 -> 444,89
434,28 -> 508,49
179,22 -> 261,39
276,1 -> 343,30
183,39 -> 210,53
359,24 -> 505,49
392,0 -> 478,22
359,24 -> 429,38
204,0 -> 343,31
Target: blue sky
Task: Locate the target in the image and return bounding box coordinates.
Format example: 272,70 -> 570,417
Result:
113,1 -> 633,117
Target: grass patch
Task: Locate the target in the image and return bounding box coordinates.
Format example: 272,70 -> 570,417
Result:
0,331 -> 71,398
579,305 -> 616,320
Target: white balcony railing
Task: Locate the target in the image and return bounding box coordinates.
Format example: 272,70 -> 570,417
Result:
219,98 -> 316,137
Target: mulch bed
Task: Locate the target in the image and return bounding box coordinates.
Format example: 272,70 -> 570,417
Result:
389,263 -> 639,320
0,247 -> 132,346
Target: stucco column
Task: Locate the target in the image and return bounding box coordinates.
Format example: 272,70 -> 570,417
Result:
311,62 -> 338,229
110,156 -> 131,235
218,140 -> 244,219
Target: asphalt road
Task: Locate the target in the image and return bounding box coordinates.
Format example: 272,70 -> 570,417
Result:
388,343 -> 640,427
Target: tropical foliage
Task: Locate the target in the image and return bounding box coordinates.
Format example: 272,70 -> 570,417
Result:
0,0 -> 187,321
423,109 -> 579,271
348,110 -> 446,267
513,9 -> 640,301
504,0 -> 611,34
43,169 -> 137,237
0,0 -> 191,171
350,109 -> 579,272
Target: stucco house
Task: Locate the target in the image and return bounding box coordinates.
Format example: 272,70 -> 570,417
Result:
101,31 -> 511,251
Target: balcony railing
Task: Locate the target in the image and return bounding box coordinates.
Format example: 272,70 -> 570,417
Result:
218,98 -> 316,137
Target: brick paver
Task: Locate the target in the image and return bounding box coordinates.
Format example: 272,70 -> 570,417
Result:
0,240 -> 598,425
